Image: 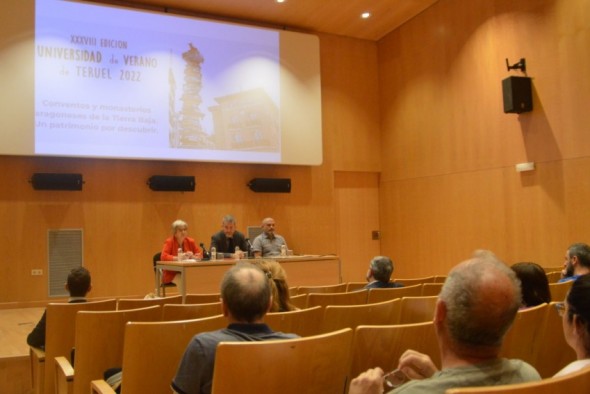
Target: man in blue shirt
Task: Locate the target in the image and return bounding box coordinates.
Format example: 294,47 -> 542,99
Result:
364,256 -> 403,289
559,242 -> 590,283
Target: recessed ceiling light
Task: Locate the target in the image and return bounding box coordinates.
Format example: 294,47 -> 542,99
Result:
276,0 -> 286,3
361,12 -> 371,19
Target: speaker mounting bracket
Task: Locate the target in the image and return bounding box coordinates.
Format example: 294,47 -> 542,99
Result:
505,58 -> 526,73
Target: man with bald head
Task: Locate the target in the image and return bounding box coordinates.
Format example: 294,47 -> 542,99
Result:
251,217 -> 288,257
349,251 -> 541,394
172,263 -> 298,394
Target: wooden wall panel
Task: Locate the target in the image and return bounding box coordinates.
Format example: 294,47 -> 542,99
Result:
320,34 -> 381,173
334,171 -> 381,283
378,0 -> 590,276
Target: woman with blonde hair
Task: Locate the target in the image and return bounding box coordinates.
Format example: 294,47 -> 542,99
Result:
249,259 -> 296,312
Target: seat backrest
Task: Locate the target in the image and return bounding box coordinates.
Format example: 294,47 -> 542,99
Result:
545,271 -> 562,283
152,252 -> 161,271
118,315 -> 227,394
394,276 -> 435,286
499,303 -> 548,365
307,290 -> 368,308
548,281 -> 573,302
445,364 -> 590,393
399,296 -> 438,324
161,302 -> 222,321
366,284 -> 423,303
43,299 -> 117,394
264,306 -> 324,337
422,283 -> 444,296
346,282 -> 368,292
534,302 -> 577,377
210,328 -> 354,394
297,283 -> 347,295
116,295 -> 182,310
322,298 -> 401,333
70,306 -> 162,394
434,275 -> 448,283
289,293 -> 308,309
349,322 -> 441,384
183,293 -> 221,304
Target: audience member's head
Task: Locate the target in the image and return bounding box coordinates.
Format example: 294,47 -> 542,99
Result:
563,274 -> 590,358
367,256 -> 394,283
249,259 -> 296,312
220,262 -> 272,323
511,262 -> 551,307
66,266 -> 92,297
438,251 -> 521,353
563,243 -> 590,278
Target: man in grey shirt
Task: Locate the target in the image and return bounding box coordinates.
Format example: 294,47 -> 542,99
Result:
349,250 -> 541,394
251,217 -> 288,257
171,262 -> 297,394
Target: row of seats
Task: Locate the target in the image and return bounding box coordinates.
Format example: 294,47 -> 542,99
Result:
87,312 -> 588,394
33,273 -> 573,394
87,321 -> 441,394
39,295 -> 439,394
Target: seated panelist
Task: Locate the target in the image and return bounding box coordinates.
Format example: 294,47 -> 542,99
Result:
251,217 -> 288,258
161,219 -> 202,284
210,215 -> 249,257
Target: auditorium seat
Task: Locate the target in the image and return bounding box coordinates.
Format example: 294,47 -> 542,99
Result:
183,293 -> 221,304
346,282 -> 368,292
421,282 -> 444,296
534,302 -> 577,377
153,252 -> 176,296
548,281 -> 573,302
90,315 -> 227,394
366,284 -> 423,303
289,293 -> 308,309
545,271 -> 562,283
54,305 -> 161,394
264,305 -> 324,337
321,298 -> 401,333
306,290 -> 368,308
398,296 -> 438,324
394,276 -> 435,286
33,299 -> 117,394
161,302 -> 222,321
116,295 -> 182,310
499,303 -> 548,366
445,363 -> 590,393
210,328 -> 354,394
349,322 -> 441,388
297,283 -> 347,295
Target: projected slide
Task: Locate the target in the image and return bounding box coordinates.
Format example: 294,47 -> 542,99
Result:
34,0 -> 281,162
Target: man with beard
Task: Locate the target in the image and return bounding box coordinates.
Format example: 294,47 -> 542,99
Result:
559,243 -> 590,282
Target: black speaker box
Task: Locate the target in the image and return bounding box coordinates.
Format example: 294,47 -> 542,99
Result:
148,175 -> 195,191
502,76 -> 532,114
248,178 -> 291,193
31,173 -> 83,191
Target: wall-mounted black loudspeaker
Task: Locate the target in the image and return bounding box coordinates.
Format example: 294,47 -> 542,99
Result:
502,76 -> 532,114
247,178 -> 291,193
147,175 -> 195,191
31,173 -> 83,191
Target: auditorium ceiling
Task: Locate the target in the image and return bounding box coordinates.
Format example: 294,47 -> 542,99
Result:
99,0 -> 439,41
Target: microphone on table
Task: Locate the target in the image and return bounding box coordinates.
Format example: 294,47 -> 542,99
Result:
199,243 -> 210,261
245,238 -> 253,258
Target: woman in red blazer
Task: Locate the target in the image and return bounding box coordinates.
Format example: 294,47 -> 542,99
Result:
160,219 -> 202,284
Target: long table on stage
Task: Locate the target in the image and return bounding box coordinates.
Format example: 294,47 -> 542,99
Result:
155,255 -> 342,302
